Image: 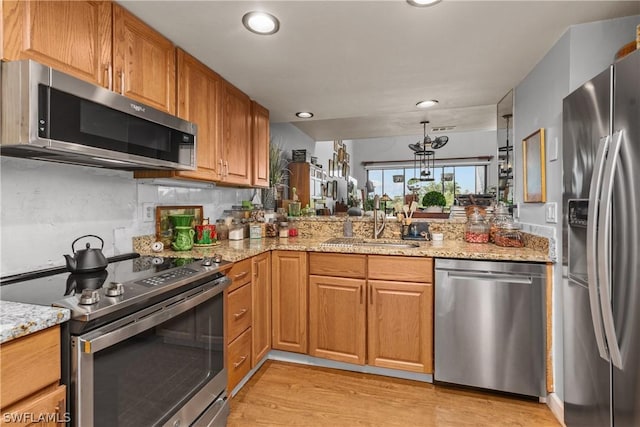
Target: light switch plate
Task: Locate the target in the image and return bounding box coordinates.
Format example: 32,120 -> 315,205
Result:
142,203 -> 154,222
545,202 -> 557,223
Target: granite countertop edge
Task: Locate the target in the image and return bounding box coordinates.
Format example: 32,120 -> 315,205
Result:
142,237 -> 551,264
0,301 -> 70,344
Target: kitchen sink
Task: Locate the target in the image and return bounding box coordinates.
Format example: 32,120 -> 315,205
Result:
321,237 -> 419,249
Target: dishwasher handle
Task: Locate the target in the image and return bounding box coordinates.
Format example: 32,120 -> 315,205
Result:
445,271 -> 533,285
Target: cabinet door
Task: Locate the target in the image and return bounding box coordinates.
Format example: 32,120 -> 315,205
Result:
251,101 -> 270,188
309,275 -> 366,365
251,252 -> 271,365
113,3 -> 175,114
221,81 -> 251,185
288,162 -> 311,208
175,48 -> 222,181
271,251 -> 307,353
368,280 -> 433,373
1,384 -> 66,427
3,0 -> 112,88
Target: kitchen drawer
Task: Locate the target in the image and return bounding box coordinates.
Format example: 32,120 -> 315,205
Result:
1,384 -> 66,425
227,258 -> 252,291
227,327 -> 252,392
309,253 -> 366,278
0,326 -> 61,409
368,256 -> 433,283
226,282 -> 252,342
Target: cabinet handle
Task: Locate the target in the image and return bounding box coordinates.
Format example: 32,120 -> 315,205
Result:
369,285 -> 373,305
234,354 -> 248,368
104,63 -> 113,90
119,70 -> 125,95
224,160 -> 229,178
233,271 -> 249,280
233,308 -> 248,319
253,261 -> 258,277
360,285 -> 363,304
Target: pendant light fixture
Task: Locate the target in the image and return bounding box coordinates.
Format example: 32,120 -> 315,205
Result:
409,121 -> 449,181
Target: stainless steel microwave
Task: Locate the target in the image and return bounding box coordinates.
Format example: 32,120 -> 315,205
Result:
0,60 -> 196,170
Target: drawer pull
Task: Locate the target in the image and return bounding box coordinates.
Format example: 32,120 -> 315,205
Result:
234,355 -> 248,368
233,308 -> 248,319
233,271 -> 249,280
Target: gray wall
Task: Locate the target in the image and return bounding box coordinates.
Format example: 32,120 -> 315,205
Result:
0,157 -> 252,275
513,14 -> 640,403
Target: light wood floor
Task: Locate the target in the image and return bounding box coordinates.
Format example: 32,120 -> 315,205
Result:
228,360 -> 560,427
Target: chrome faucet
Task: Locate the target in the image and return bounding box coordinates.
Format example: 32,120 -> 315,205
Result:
373,195 -> 386,239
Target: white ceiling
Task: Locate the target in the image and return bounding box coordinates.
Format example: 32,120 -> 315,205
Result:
119,1 -> 639,140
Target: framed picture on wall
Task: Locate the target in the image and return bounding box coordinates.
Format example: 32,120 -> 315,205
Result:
328,159 -> 334,177
522,128 -> 546,203
333,140 -> 340,152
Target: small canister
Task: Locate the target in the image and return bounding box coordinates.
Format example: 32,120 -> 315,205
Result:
288,222 -> 298,237
465,208 -> 490,243
494,222 -> 524,247
250,223 -> 262,239
216,219 -> 228,240
279,222 -> 289,238
265,220 -> 279,238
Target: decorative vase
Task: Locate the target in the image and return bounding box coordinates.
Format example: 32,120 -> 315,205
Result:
172,226 -> 195,251
263,186 -> 277,210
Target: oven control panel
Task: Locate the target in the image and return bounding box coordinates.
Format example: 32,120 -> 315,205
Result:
138,267 -> 198,287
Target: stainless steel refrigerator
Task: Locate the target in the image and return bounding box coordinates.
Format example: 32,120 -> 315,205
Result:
563,48 -> 639,427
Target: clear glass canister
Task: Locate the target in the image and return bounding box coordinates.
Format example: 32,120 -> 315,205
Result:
465,208 -> 490,243
494,222 -> 524,247
216,219 -> 228,240
490,202 -> 511,242
279,222 -> 289,238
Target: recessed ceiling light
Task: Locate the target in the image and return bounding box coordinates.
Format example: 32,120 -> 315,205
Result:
416,100 -> 439,109
406,0 -> 442,7
242,11 -> 280,35
296,112 -> 314,119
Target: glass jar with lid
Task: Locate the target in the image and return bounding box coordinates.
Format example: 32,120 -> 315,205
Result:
494,222 -> 524,247
490,202 -> 512,242
465,207 -> 490,243
279,222 -> 289,238
216,219 -> 228,240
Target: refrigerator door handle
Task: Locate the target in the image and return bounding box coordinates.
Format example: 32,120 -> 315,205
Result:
597,129 -> 624,369
587,135 -> 610,361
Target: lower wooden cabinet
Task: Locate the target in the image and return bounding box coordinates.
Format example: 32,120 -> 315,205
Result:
309,275 -> 366,364
1,326 -> 66,425
307,254 -> 434,373
227,327 -> 252,392
271,251 -> 308,353
251,252 -> 271,366
368,280 -> 433,373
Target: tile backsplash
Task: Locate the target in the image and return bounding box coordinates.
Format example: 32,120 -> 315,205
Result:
0,157 -> 252,275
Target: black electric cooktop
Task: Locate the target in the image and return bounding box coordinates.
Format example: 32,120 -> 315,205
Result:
0,253 -> 230,331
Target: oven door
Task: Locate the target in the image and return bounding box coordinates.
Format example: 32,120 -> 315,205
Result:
71,281 -> 227,427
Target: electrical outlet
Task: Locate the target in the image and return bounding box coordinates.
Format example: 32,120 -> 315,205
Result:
142,203 -> 154,222
545,202 -> 557,223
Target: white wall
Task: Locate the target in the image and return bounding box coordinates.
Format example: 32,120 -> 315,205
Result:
0,157 -> 252,275
270,122 -> 316,161
513,14 -> 640,403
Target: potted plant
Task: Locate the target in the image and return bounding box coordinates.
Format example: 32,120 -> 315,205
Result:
422,191 -> 447,213
263,141 -> 288,210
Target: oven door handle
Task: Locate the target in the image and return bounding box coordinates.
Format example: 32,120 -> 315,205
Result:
78,285 -> 220,354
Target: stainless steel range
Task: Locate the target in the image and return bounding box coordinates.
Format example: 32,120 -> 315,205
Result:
1,254 -> 231,427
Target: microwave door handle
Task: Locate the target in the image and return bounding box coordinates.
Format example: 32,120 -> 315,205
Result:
587,135 -> 610,361
597,130 -> 624,369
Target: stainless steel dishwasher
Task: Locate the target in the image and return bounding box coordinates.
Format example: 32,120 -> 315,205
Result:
434,258 -> 546,398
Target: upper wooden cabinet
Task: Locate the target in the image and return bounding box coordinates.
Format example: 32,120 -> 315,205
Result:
251,101 -> 270,188
112,3 -> 176,114
2,1 -> 176,114
2,0 -> 112,87
220,81 -> 252,186
135,49 -> 222,182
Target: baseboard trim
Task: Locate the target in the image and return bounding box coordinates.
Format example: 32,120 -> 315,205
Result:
547,392 -> 565,426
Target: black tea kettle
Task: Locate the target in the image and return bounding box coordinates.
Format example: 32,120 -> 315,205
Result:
64,235 -> 108,273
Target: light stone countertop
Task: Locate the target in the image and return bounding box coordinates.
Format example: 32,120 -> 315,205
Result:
0,301 -> 70,344
140,236 -> 551,264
